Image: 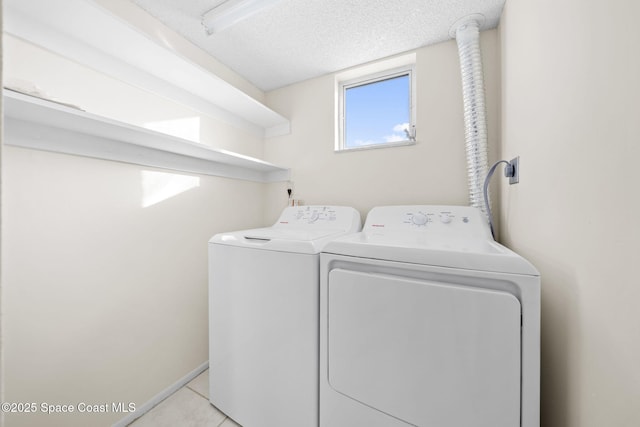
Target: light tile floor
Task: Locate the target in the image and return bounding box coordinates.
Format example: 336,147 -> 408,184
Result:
128,369 -> 241,427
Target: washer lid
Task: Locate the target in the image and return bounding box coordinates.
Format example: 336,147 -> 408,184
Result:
242,228 -> 344,241
209,205 -> 362,254
212,227 -> 348,254
322,205 -> 538,276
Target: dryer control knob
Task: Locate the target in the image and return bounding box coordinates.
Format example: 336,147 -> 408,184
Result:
309,211 -> 319,223
411,213 -> 428,225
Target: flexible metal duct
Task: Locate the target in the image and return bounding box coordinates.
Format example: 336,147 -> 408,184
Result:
455,18 -> 489,216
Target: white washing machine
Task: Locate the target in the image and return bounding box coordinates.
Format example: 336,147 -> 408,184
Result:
320,205 -> 540,427
209,206 -> 361,427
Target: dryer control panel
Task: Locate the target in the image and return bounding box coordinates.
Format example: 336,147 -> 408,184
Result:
274,206 -> 361,232
364,205 -> 491,239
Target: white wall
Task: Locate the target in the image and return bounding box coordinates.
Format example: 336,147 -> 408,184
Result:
500,0 -> 640,425
263,30 -> 501,224
1,35 -> 266,427
0,2 -> 5,425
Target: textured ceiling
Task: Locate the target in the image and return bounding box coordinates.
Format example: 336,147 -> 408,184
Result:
130,0 -> 505,91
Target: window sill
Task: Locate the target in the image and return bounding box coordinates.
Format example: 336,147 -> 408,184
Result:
335,140 -> 417,153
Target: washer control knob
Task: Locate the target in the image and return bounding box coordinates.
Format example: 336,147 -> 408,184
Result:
309,211 -> 319,223
411,213 -> 428,226
440,213 -> 452,224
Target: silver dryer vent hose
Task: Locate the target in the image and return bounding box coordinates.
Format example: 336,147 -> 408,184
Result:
455,19 -> 489,217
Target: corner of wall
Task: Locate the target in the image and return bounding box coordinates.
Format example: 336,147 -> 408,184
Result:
0,0 -> 5,422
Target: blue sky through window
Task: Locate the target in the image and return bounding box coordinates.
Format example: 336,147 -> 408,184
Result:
344,74 -> 410,148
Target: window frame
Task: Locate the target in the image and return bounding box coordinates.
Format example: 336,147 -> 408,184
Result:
336,64 -> 416,152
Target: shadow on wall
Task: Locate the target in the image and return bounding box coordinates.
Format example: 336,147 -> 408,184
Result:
539,258 -> 577,427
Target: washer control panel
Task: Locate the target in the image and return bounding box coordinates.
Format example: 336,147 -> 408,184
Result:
364,205 -> 490,238
274,206 -> 361,231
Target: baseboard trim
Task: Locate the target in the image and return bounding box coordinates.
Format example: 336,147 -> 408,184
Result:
112,361 -> 209,427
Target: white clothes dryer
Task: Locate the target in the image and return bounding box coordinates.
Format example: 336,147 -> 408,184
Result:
320,205 -> 540,427
209,206 -> 361,427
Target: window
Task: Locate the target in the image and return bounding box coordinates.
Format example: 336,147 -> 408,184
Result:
337,65 -> 416,151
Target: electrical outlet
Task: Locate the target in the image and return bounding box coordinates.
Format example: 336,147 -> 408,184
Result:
509,156 -> 519,185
